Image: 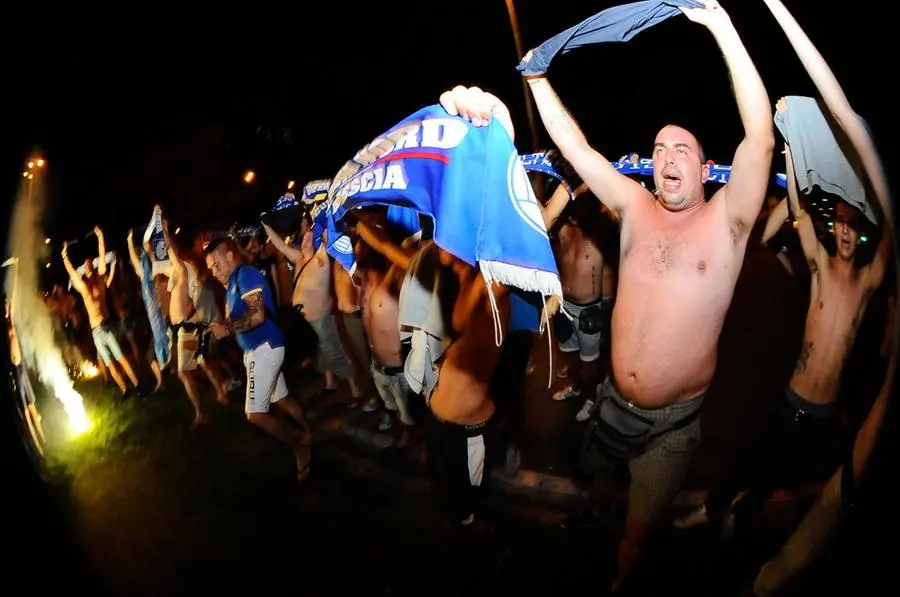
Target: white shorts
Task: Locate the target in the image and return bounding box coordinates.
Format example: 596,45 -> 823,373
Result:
243,342 -> 289,414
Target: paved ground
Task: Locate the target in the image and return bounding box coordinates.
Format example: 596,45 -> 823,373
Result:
4,244 -> 895,596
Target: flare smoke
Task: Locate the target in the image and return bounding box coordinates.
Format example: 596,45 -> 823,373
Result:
5,168 -> 89,436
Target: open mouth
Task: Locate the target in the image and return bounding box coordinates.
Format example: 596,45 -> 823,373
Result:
662,172 -> 681,192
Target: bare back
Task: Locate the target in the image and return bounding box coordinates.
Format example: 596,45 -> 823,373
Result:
77,274 -> 111,329
429,270 -> 507,426
361,267 -> 403,366
555,223 -> 605,304
790,258 -> 876,405
168,263 -> 195,324
614,194 -> 747,407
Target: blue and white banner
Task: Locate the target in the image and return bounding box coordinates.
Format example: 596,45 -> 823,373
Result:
327,104 -> 562,301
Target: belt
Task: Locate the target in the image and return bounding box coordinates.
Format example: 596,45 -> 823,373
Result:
372,361 -> 404,375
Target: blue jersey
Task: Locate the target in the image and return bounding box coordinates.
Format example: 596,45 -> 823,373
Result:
226,265 -> 284,352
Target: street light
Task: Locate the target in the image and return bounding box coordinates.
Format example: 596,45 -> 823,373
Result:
243,170 -> 256,184
23,157 -> 45,201
287,180 -> 295,190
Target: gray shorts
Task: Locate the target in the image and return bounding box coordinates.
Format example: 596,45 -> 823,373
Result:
308,312 -> 356,380
371,361 -> 414,426
582,377 -> 703,524
559,297 -> 613,362
92,322 -> 125,365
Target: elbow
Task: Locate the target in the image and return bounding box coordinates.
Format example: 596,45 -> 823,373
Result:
752,129 -> 776,156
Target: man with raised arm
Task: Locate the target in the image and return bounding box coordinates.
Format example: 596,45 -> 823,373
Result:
442,0 -> 774,588
675,151 -> 891,534
160,210 -> 229,427
677,0 -> 893,541
62,226 -> 141,398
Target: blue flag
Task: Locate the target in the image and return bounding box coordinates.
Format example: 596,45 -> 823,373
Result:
324,203 -> 357,274
310,200 -> 329,251
328,104 -> 562,301
386,205 -> 422,241
517,0 -> 701,76
139,252 -> 171,368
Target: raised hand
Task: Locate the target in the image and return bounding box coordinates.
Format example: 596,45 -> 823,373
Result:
438,85 -> 514,140
679,0 -> 731,28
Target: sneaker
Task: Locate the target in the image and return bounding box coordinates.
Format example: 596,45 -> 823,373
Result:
673,504 -> 710,530
378,413 -> 393,431
575,399 -> 595,422
553,385 -> 581,402
362,397 -> 380,412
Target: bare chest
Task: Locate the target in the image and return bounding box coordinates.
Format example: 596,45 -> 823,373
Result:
363,276 -> 398,321
812,268 -> 871,334
620,207 -> 737,284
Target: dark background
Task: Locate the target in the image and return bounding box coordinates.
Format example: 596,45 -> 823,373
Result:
5,1 -> 893,258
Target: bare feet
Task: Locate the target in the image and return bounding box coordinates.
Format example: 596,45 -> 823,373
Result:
216,393 -> 229,406
190,413 -> 209,429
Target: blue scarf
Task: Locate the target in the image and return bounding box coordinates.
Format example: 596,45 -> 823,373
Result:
301,179 -> 331,205
328,105 -> 562,308
139,252 -> 171,368
517,0 -> 702,76
520,150 -> 583,198
609,152 -> 788,188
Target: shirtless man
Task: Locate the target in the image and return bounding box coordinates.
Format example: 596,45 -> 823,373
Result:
261,222 -> 364,406
205,237 -> 312,481
353,214 -> 418,446
675,135 -> 891,534
540,182 -> 618,417
441,0 -> 773,587
62,227 -> 141,397
334,256 -> 374,400
403,239 -> 510,530
161,211 -> 228,427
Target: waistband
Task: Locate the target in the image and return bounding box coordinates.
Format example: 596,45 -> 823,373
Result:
784,386 -> 838,420
606,377 -> 704,423
564,296 -> 605,308
428,408 -> 492,436
343,309 -> 362,319
371,360 -> 404,376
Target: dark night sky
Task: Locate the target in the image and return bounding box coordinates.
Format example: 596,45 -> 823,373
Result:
5,0 -> 892,263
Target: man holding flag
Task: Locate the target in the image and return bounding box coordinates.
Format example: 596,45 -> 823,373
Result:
441,0 -> 773,589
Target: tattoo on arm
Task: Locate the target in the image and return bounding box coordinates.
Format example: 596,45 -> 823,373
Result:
227,292 -> 264,334
543,103 -> 579,137
794,340 -> 814,374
